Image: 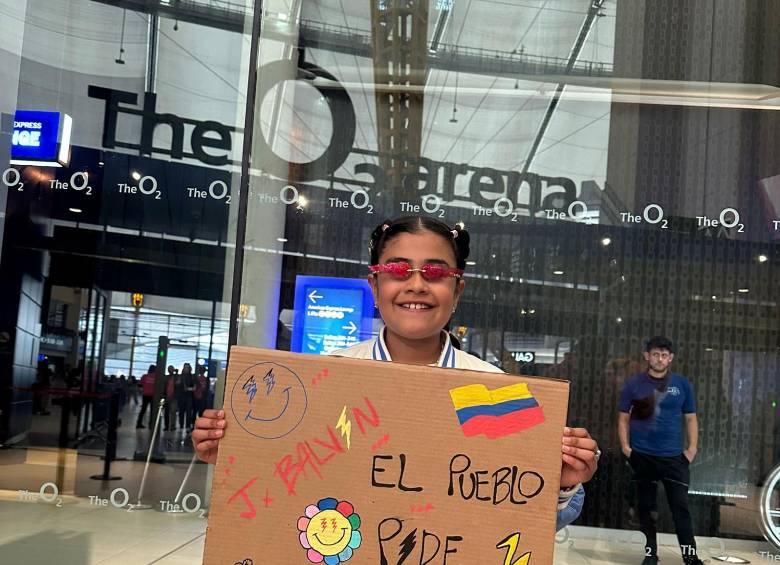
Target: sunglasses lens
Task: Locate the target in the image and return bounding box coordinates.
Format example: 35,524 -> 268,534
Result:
421,265 -> 447,281
386,262 -> 412,279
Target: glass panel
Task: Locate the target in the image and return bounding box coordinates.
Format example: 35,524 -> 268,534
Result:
0,0 -> 255,562
236,1 -> 780,563
1,0 -> 779,562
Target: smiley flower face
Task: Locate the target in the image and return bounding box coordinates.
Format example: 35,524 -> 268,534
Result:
297,498 -> 362,563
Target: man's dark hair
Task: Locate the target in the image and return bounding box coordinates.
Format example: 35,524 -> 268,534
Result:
645,336 -> 674,354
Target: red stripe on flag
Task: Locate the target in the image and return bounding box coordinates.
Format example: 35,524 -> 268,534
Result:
460,406 -> 546,439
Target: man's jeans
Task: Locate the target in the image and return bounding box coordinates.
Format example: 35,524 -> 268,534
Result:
629,450 -> 698,560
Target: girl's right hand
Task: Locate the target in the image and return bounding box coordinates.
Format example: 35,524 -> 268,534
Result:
192,409 -> 226,464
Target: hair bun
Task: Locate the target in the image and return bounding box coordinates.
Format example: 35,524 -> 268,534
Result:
368,218 -> 394,251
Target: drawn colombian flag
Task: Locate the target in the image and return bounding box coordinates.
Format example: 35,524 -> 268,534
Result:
449,383 -> 545,439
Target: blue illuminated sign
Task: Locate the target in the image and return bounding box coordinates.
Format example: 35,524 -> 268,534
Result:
10,110 -> 72,166
291,276 -> 375,355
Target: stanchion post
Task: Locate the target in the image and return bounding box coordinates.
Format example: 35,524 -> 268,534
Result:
90,390 -> 122,481
164,452 -> 199,514
133,398 -> 165,510
57,393 -> 73,448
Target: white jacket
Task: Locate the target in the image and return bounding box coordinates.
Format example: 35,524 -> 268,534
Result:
335,326 -> 503,372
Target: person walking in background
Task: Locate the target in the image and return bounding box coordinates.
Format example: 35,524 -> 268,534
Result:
193,365 -> 209,418
164,365 -> 177,431
117,375 -> 127,411
136,365 -> 156,429
126,375 -> 140,407
177,363 -> 196,431
618,336 -> 701,565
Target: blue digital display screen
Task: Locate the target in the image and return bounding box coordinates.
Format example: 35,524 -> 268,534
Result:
11,110 -> 61,161
291,276 -> 375,355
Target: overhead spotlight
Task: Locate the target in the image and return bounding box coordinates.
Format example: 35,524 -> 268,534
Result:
553,270 -> 564,275
68,207 -> 82,213
276,237 -> 288,243
466,261 -> 476,266
131,170 -> 141,181
711,295 -> 717,300
601,237 -> 612,246
757,254 -> 768,263
615,316 -> 623,323
738,288 -> 749,293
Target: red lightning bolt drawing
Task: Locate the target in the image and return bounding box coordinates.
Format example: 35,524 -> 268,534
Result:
332,518 -> 338,532
321,518 -> 328,531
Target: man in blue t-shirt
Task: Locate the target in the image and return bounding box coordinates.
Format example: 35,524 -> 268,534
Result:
618,336 -> 701,565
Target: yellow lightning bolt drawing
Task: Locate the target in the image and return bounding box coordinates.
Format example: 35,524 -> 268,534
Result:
335,405 -> 352,450
496,532 -> 532,565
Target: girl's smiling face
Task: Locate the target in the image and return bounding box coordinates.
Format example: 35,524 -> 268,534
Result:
369,231 -> 465,342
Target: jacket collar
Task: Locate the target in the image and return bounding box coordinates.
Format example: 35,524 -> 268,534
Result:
372,326 -> 456,368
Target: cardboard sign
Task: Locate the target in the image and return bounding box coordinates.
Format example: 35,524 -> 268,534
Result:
203,347 -> 570,565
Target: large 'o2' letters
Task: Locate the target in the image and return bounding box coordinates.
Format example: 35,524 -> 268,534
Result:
254,60 -> 356,183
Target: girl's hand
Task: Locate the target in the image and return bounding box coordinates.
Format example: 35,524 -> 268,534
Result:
560,427 -> 599,488
192,409 -> 226,464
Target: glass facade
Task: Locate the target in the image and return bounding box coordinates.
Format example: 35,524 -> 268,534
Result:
1,0 -> 779,562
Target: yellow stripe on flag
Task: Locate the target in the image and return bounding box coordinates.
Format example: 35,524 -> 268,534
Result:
449,383 -> 533,410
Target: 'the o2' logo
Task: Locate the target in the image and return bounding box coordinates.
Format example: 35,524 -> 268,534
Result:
255,60 -> 356,183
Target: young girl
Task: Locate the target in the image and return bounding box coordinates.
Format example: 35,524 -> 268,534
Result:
193,216 -> 598,530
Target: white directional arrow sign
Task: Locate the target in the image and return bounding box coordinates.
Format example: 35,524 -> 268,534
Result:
308,290 -> 323,304
342,321 -> 357,335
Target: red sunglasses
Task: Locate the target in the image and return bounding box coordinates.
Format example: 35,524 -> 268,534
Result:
369,262 -> 464,281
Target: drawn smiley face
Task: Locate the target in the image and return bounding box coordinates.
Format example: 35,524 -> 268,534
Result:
305,509 -> 352,555
230,362 -> 308,440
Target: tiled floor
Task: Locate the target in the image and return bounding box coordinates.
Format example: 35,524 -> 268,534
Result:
1,494 -> 777,564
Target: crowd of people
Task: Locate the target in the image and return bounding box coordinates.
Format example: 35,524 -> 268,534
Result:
135,363 -> 211,431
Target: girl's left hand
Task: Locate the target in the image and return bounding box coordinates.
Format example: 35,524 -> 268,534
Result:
560,427 -> 599,488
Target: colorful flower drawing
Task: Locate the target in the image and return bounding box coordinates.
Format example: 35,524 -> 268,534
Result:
297,497 -> 362,564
